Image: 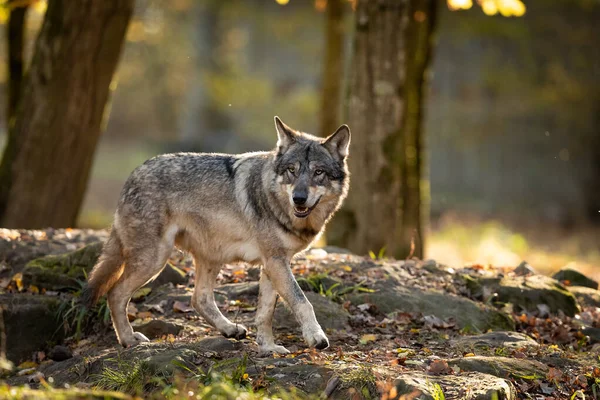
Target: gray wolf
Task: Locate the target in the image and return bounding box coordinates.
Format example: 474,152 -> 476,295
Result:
83,117 -> 350,354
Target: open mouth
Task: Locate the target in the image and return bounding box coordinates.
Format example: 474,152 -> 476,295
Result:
293,197 -> 321,218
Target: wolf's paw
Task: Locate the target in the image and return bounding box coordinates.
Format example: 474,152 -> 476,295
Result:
304,328 -> 329,350
222,324 -> 248,340
258,344 -> 290,357
120,332 -> 151,348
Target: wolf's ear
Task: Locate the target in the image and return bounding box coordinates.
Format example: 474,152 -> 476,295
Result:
274,116 -> 297,150
323,124 -> 351,159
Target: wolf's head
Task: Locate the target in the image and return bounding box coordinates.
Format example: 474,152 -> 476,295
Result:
272,116 -> 350,220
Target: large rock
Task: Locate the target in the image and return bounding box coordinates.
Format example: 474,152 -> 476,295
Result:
394,371 -> 516,400
134,320 -> 183,339
448,356 -> 549,379
0,294 -> 65,363
452,331 -> 539,351
274,292 -> 350,331
22,242 -> 188,292
552,267 -> 598,289
22,242 -> 104,291
569,286 -> 600,308
463,274 -> 581,317
348,287 -> 515,332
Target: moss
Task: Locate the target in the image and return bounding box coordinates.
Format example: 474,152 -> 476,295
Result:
22,242 -> 103,290
337,365 -> 378,399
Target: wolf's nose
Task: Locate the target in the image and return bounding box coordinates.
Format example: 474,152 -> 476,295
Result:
293,194 -> 307,205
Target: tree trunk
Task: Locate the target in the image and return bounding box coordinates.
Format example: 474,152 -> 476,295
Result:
318,0 -> 345,138
6,1 -> 29,123
328,0 -> 437,259
0,0 -> 134,228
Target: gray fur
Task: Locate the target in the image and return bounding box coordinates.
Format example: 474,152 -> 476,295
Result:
84,117 -> 350,353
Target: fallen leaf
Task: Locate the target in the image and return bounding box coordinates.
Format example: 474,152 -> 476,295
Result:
546,367 -> 563,381
137,311 -> 153,319
127,304 -> 138,321
12,273 -> 23,291
28,285 -> 39,294
359,334 -> 377,345
464,353 -> 475,357
132,287 -> 151,301
173,301 -> 194,313
428,359 -> 450,375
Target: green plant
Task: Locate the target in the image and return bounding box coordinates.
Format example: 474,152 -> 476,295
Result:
429,382 -> 445,400
55,277 -> 110,340
94,357 -> 157,395
368,246 -> 386,260
297,274 -> 375,303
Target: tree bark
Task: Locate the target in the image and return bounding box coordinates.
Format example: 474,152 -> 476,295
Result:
0,0 -> 134,228
318,0 -> 345,138
6,1 -> 29,123
328,0 -> 437,259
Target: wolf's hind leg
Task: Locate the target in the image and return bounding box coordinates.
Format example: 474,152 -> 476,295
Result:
108,240 -> 171,347
256,271 -> 290,355
192,259 -> 247,340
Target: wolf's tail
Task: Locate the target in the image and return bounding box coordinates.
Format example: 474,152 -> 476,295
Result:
81,229 -> 125,308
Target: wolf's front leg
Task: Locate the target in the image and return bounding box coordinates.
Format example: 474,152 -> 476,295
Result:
255,271 -> 290,355
192,259 -> 247,339
263,257 -> 329,350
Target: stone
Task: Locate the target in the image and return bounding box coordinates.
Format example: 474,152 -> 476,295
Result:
348,287 -> 515,332
274,292 -> 350,331
134,320 -> 183,339
0,294 -> 65,363
448,356 -> 549,379
321,246 -> 353,254
452,331 -> 539,350
569,286 -> 600,308
582,327 -> 600,344
148,263 -> 187,288
217,282 -> 260,300
195,336 -> 242,352
463,274 -> 581,317
514,261 -> 536,276
22,242 -> 104,291
394,371 -> 516,400
48,345 -> 73,362
552,267 -> 598,289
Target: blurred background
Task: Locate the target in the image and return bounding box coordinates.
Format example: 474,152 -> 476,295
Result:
0,0 -> 598,277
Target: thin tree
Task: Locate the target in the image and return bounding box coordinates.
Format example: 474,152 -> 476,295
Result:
0,0 -> 134,228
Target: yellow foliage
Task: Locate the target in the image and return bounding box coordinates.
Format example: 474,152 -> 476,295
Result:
447,0 -> 526,17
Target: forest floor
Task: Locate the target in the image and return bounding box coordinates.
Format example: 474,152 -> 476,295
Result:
1,229 -> 600,399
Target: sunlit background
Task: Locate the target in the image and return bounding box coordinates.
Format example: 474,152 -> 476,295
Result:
0,0 -> 598,278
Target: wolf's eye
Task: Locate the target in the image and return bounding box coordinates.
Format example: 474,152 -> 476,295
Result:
315,169 -> 324,176
287,166 -> 295,174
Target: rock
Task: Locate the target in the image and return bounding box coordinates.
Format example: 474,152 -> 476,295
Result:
144,347 -> 199,375
452,331 -> 538,350
552,267 -> 598,289
0,294 -> 65,363
569,286 -> 600,308
421,259 -> 450,275
195,336 -> 242,352
48,345 -> 73,362
448,356 -> 549,379
394,371 -> 516,400
321,246 -> 353,254
134,320 -> 183,339
582,327 -> 600,344
348,287 -> 515,332
217,282 -> 260,300
463,274 -> 581,317
149,263 -> 187,288
274,292 -> 350,331
22,242 -> 104,291
514,261 -> 536,276
22,243 -> 187,292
